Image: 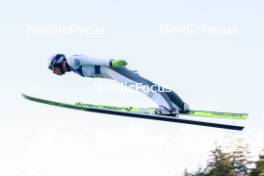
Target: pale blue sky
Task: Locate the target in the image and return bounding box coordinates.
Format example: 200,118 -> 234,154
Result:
0,0 -> 264,175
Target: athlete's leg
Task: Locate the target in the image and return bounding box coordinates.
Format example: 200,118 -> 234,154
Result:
139,75 -> 189,113
163,88 -> 190,113
100,66 -> 178,113
130,76 -> 188,112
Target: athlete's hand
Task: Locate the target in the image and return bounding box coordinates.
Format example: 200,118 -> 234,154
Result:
110,59 -> 127,67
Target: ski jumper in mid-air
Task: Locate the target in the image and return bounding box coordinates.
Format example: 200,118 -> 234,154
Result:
48,54 -> 190,116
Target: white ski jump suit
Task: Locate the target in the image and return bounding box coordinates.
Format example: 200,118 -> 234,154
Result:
66,55 -> 187,113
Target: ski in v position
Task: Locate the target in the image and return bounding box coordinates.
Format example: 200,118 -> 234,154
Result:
22,94 -> 247,130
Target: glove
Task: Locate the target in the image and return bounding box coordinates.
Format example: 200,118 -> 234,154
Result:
110,59 -> 128,67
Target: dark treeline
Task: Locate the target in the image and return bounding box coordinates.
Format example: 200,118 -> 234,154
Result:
184,140 -> 264,176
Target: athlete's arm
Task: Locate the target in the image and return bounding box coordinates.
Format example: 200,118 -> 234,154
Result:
67,55 -> 127,69
67,55 -> 111,67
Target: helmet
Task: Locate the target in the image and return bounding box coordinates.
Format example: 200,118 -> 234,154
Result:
48,54 -> 66,70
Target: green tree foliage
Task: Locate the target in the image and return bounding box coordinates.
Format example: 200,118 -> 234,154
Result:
206,146 -> 235,176
250,150 -> 264,176
184,140 -> 256,176
230,141 -> 251,176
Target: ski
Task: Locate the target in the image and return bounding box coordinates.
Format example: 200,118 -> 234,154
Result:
75,102 -> 248,120
22,94 -> 245,131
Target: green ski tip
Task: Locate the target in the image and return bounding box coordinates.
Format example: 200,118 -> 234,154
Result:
190,110 -> 248,119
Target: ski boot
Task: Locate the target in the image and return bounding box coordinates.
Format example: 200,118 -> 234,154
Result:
180,103 -> 191,114
155,106 -> 179,117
